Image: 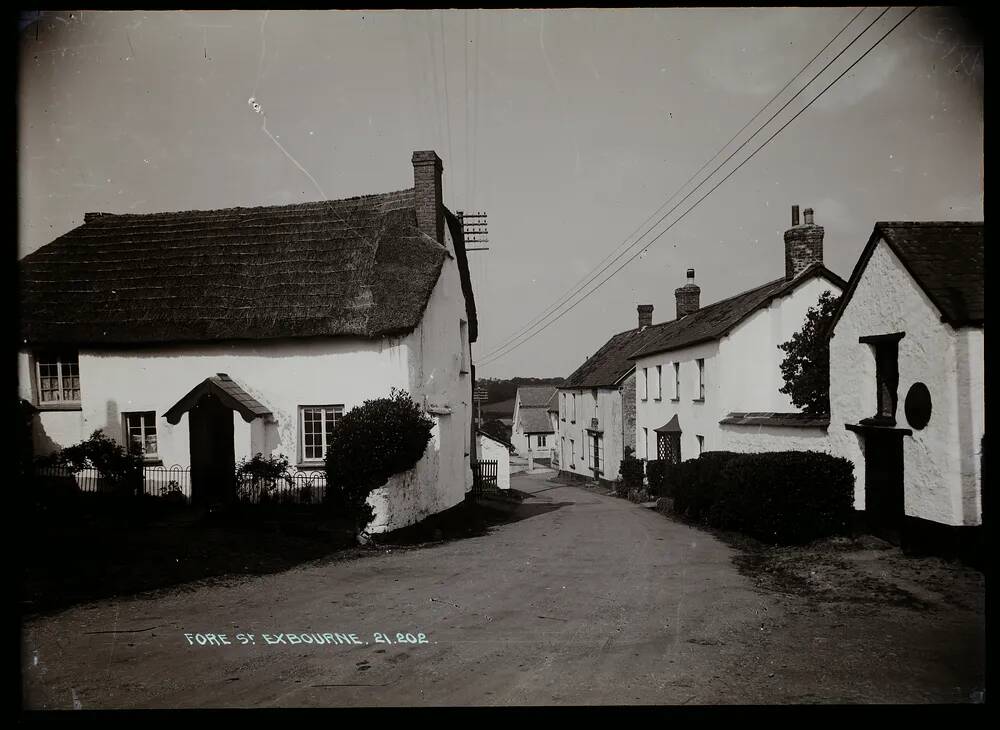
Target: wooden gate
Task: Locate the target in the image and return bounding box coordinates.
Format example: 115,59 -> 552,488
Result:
472,459 -> 499,496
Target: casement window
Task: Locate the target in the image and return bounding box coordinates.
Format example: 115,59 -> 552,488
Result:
299,405 -> 344,463
672,362 -> 680,400
641,368 -> 649,400
459,320 -> 470,374
655,365 -> 662,400
123,411 -> 158,459
695,359 -> 705,401
697,435 -> 705,455
35,351 -> 81,405
569,438 -> 575,466
560,393 -> 566,421
571,394 -> 577,423
642,427 -> 649,459
537,434 -> 547,448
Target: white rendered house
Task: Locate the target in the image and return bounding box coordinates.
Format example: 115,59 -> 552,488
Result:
510,386 -> 556,458
629,206 -> 845,465
19,150 -> 478,532
827,221 -> 983,551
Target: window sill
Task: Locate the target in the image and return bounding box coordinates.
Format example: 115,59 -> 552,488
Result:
670,398 -> 680,403
653,397 -> 662,402
296,463 -> 326,471
692,398 -> 705,403
142,458 -> 164,467
34,402 -> 82,412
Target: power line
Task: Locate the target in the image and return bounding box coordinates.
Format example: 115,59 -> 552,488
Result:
478,7 -> 918,368
478,6 -> 883,362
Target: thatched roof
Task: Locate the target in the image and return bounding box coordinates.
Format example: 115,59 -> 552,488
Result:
19,188 -> 478,346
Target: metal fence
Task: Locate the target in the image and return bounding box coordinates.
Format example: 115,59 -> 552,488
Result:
30,464 -> 328,506
32,464 -> 192,499
235,471 -> 328,505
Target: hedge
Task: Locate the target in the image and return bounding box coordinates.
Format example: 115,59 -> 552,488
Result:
710,451 -> 855,544
619,455 -> 645,490
664,450 -> 855,545
671,451 -> 741,521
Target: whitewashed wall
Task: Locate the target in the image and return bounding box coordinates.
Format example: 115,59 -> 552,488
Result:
477,434 -> 511,490
556,387 -> 626,481
633,274 -> 842,463
719,424 -> 832,453
829,239 -> 983,526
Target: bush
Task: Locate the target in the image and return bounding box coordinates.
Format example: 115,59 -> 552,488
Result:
671,451 -> 741,522
618,455 -> 645,491
325,388 -> 435,532
39,430 -> 144,497
236,452 -> 293,501
646,459 -> 686,498
710,451 -> 855,545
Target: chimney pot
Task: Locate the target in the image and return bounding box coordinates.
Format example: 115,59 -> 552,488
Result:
675,272 -> 701,318
783,206 -> 824,280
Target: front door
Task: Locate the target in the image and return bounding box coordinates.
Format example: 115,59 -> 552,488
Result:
189,392 -> 236,507
864,430 -> 905,543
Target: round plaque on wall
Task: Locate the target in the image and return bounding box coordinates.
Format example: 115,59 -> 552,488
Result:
904,382 -> 932,430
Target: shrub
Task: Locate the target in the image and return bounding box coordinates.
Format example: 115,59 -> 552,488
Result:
710,451 -> 855,545
671,451 -> 741,522
40,430 -> 144,497
236,452 -> 293,501
618,454 -> 645,492
325,388 -> 435,532
646,459 -> 684,498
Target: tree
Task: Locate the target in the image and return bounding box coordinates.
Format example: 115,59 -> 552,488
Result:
777,290 -> 841,416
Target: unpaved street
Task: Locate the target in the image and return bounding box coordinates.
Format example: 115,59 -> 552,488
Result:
21,471 -> 984,707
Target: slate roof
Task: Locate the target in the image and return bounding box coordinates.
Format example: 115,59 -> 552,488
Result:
720,412 -> 830,428
516,386 -> 558,407
560,326 -> 662,389
628,263 -> 846,360
517,408 -> 554,434
480,398 -> 516,417
164,373 -> 272,425
829,222 -> 984,333
19,187 -> 478,346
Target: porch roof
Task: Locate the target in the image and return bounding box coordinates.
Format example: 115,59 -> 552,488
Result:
654,414 -> 681,433
163,373 -> 272,425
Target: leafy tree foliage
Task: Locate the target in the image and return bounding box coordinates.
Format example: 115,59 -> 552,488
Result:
40,429 -> 144,497
325,389 -> 435,532
777,290 -> 841,416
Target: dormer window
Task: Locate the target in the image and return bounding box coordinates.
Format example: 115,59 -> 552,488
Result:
35,351 -> 81,406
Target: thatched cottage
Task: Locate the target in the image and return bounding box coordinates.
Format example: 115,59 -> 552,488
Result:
18,150 -> 478,530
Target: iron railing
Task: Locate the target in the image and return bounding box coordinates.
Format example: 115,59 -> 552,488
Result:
32,464 -> 192,499
235,471 -> 327,505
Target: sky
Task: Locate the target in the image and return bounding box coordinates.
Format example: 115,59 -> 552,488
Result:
18,8 -> 983,379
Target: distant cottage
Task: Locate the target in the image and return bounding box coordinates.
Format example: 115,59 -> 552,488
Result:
827,221 -> 984,554
510,385 -> 557,458
18,150 -> 478,531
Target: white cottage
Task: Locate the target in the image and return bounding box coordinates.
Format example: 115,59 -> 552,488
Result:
18,150 -> 479,532
827,222 -> 984,554
555,307 -> 659,483
629,206 -> 845,464
475,429 -> 512,491
510,386 -> 557,458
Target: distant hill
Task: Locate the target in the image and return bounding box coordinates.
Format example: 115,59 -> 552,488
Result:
474,376 -> 565,405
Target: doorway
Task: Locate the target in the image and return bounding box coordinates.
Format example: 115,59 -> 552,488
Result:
864,430 -> 905,543
189,392 -> 236,507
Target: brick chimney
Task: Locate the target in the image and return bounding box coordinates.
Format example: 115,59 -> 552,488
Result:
637,304 -> 654,329
675,268 -> 700,319
412,150 -> 444,244
783,204 -> 824,280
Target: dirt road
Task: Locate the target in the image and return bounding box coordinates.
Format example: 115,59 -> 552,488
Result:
21,472 -> 983,707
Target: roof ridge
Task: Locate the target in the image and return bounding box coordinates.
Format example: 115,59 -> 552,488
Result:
83,187 -> 415,221
642,274 -> 788,333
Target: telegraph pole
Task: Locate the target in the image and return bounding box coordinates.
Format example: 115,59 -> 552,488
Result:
457,211 -> 489,251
